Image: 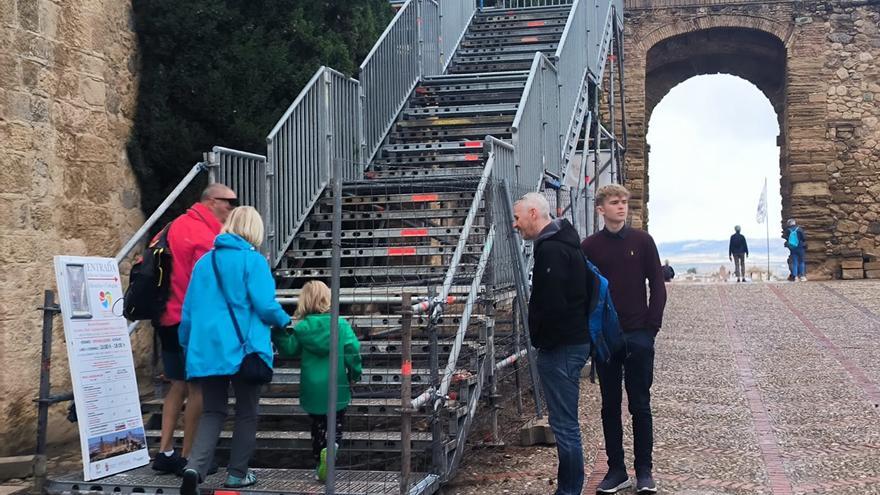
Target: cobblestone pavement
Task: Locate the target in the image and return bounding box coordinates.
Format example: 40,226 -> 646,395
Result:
445,281 -> 880,495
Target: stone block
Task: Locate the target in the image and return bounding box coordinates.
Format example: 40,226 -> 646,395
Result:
0,455 -> 33,480
841,268 -> 865,279
73,133 -> 110,161
841,259 -> 864,269
865,270 -> 880,279
864,262 -> 880,270
519,417 -> 555,446
792,182 -> 831,197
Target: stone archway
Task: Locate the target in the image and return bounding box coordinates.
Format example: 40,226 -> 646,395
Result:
623,1 -> 880,279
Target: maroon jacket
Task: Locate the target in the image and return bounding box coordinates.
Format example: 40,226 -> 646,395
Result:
581,226 -> 667,332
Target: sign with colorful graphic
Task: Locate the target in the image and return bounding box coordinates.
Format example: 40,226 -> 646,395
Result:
53,256 -> 150,480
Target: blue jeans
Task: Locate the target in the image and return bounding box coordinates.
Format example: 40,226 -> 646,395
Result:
790,248 -> 806,278
596,329 -> 656,476
537,343 -> 591,495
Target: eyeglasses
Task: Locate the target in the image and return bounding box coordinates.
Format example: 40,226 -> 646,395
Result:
213,197 -> 240,207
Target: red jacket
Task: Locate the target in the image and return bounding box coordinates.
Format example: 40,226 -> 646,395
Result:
158,203 -> 223,326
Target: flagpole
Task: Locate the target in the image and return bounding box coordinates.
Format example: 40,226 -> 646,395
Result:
765,178 -> 770,281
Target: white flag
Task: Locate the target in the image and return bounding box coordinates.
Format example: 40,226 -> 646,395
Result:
756,179 -> 767,224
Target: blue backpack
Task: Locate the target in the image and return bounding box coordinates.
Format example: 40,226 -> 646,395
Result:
787,228 -> 800,248
583,255 -> 625,369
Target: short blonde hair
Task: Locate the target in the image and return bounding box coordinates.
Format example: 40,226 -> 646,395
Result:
295,281 -> 331,319
595,184 -> 630,207
221,206 -> 264,247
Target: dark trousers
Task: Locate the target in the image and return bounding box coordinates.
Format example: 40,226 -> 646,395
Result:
186,374 -> 260,479
536,343 -> 590,495
733,253 -> 746,279
309,410 -> 346,463
596,329 -> 656,475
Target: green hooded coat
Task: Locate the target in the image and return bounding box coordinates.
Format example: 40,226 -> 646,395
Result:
272,314 -> 362,414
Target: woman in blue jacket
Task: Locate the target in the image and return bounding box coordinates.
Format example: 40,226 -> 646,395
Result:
178,206 -> 290,494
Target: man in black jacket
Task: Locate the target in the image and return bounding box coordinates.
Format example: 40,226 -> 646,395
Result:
729,225 -> 749,282
512,192 -> 592,495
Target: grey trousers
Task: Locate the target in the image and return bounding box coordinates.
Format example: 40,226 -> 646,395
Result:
186,374 -> 261,479
733,253 -> 746,278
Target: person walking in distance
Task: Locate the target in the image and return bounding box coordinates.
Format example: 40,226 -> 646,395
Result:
785,218 -> 807,281
581,184 -> 667,494
512,192 -> 593,495
152,183 -> 238,475
729,225 -> 749,282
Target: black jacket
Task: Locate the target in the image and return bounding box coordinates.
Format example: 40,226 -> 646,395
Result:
729,233 -> 749,256
528,219 -> 593,350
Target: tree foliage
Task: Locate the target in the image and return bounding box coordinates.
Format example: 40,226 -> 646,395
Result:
128,0 -> 393,215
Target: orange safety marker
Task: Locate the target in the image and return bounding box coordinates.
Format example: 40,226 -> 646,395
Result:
215,491 -> 240,495
401,228 -> 429,237
463,141 -> 482,148
464,154 -> 480,161
388,247 -> 417,256
526,20 -> 546,27
521,36 -> 539,43
401,360 -> 412,376
411,193 -> 439,202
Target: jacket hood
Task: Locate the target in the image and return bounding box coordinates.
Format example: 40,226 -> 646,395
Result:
295,314 -> 335,356
536,219 -> 581,250
214,232 -> 255,251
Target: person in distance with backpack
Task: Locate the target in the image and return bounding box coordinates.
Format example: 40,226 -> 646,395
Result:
179,206 -> 291,494
785,218 -> 807,281
151,183 -> 239,475
581,184 -> 667,494
512,192 -> 593,495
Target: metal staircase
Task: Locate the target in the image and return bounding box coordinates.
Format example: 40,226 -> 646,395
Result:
46,1 -> 626,494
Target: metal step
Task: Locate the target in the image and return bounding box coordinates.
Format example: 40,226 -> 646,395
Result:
455,42 -> 558,56
463,25 -> 564,40
318,191 -> 475,207
305,207 -> 470,223
46,467 -> 441,495
145,429 -> 444,453
276,264 -> 477,280
142,397 -> 429,418
448,60 -> 535,73
394,114 -> 514,130
286,243 -> 485,260
273,367 -> 433,386
476,8 -> 572,23
296,225 -> 487,242
402,103 -> 517,119
363,167 -> 486,180
459,32 -> 562,48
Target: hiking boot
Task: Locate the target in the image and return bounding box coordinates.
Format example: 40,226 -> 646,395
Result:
224,471 -> 257,488
180,468 -> 199,495
153,451 -> 187,475
596,470 -> 631,493
636,472 -> 657,493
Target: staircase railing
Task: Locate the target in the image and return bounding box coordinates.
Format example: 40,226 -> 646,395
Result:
362,0 -> 477,162
265,68 -> 361,266
512,52 -> 562,186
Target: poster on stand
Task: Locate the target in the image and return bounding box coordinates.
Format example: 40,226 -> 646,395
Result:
53,256 -> 150,480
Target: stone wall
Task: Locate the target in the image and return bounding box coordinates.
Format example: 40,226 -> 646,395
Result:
0,0 -> 147,455
623,0 -> 880,278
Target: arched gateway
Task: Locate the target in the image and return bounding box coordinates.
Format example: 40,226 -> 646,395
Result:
622,0 -> 880,279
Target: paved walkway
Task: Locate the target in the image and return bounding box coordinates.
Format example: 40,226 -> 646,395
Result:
447,281 -> 880,494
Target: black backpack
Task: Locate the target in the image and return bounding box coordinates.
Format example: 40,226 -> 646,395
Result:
123,224 -> 173,321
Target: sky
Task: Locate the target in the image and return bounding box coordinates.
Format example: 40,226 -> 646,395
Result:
645,74 -> 782,244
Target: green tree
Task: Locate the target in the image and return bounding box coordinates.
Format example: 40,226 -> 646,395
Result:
128,0 -> 393,216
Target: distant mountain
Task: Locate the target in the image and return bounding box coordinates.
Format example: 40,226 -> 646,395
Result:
657,238 -> 789,264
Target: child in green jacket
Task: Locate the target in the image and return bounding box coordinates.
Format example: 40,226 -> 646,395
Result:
272,281 -> 362,481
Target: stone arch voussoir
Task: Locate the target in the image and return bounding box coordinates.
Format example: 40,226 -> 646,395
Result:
633,14 -> 792,54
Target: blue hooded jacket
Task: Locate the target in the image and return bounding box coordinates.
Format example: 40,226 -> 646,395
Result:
179,233 -> 291,379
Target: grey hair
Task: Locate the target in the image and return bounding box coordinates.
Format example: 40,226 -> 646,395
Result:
515,192 -> 551,219
734,225 -> 741,232
201,183 -> 234,201
787,218 -> 797,226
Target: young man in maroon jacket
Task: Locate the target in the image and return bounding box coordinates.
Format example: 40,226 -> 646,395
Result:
152,183 -> 238,475
581,184 -> 667,494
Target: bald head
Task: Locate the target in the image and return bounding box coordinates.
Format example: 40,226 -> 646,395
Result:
201,183 -> 237,223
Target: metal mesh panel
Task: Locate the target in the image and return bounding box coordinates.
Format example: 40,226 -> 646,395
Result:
439,0 -> 477,71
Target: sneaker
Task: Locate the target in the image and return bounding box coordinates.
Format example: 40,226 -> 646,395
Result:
153,451 -> 187,475
596,470 -> 631,493
636,473 -> 657,493
316,443 -> 339,482
799,276 -> 807,282
224,470 -> 257,488
180,468 -> 199,495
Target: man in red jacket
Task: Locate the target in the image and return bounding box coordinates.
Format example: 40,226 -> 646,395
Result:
582,184 -> 666,494
152,183 -> 238,475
